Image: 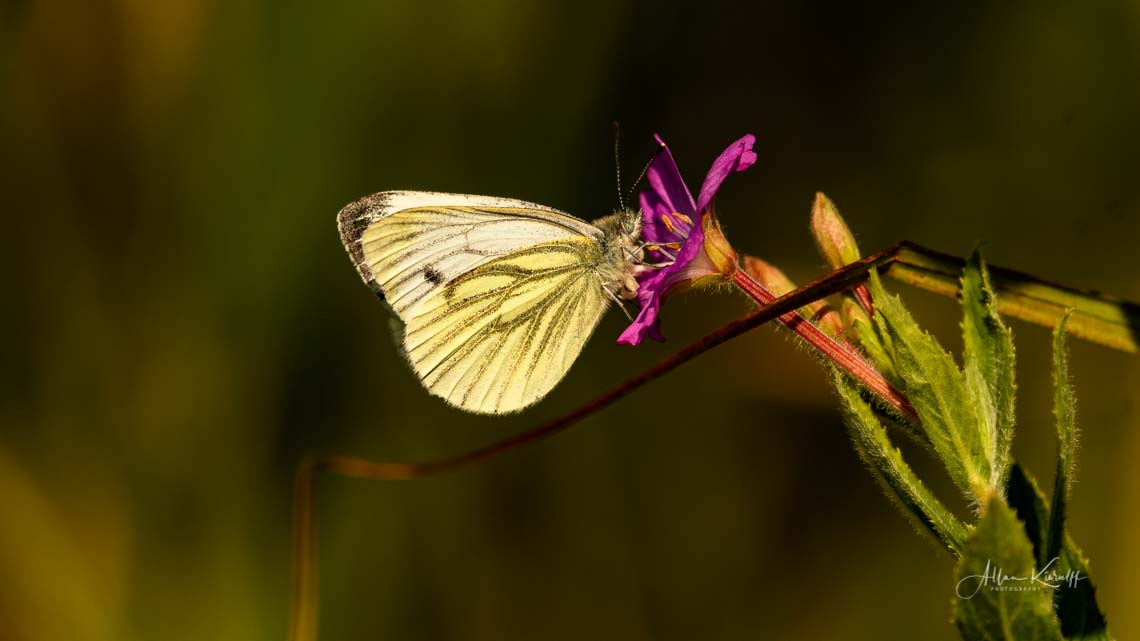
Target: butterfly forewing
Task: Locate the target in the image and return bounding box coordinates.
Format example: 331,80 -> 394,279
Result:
339,192 -> 614,414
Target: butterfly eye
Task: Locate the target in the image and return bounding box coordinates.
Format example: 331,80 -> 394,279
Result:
621,211 -> 640,235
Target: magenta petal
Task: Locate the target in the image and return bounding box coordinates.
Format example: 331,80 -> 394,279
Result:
695,134 -> 757,213
638,186 -> 674,220
645,134 -> 697,217
663,215 -> 707,275
616,297 -> 665,345
638,190 -> 672,244
617,269 -> 670,345
616,218 -> 708,345
621,133 -> 754,347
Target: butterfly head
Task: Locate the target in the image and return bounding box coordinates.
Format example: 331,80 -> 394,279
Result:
592,208 -> 645,300
616,207 -> 641,237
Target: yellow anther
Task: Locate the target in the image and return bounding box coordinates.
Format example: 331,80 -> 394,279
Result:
672,212 -> 693,225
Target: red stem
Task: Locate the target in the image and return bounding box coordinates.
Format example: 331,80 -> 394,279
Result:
731,267 -> 917,423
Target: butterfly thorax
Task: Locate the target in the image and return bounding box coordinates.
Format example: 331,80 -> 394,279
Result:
591,208 -> 644,300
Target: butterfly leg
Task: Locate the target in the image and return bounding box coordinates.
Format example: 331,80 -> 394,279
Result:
601,283 -> 634,321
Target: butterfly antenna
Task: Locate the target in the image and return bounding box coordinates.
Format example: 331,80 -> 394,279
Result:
626,141 -> 665,209
613,121 -> 625,210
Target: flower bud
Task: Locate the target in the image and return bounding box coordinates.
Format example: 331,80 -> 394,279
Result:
811,192 -> 861,269
841,296 -> 869,329
742,255 -> 844,337
742,255 -> 794,296
812,193 -> 875,314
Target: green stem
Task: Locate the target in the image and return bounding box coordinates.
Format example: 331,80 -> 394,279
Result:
886,241 -> 1139,353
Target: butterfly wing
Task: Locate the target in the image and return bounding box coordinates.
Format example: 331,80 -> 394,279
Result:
339,191 -> 612,414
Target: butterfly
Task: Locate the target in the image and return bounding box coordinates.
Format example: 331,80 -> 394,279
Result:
338,191 -> 644,414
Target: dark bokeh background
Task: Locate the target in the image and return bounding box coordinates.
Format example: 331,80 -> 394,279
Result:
2,2 -> 1139,640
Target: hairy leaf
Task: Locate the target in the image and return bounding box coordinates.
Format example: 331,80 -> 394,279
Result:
1047,313 -> 1080,572
960,250 -> 1017,486
843,297 -> 899,382
867,273 -> 997,504
834,371 -> 968,553
1005,464 -> 1110,641
953,496 -> 1064,641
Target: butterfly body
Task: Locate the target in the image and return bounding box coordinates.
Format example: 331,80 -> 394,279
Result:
338,191 -> 642,414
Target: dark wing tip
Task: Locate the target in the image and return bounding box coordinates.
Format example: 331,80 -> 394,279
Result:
337,192 -> 395,295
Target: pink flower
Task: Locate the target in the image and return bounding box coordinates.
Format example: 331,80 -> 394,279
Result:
617,134 -> 757,346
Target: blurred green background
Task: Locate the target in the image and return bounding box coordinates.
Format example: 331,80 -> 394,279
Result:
2,1 -> 1139,640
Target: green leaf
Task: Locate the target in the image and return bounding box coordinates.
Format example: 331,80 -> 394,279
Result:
953,495 -> 1064,641
834,371 -> 968,553
1005,464 -> 1111,641
960,250 -> 1017,486
1004,465 -> 1048,563
842,297 -> 899,382
1046,313 -> 1079,574
1055,543 -> 1111,641
884,241 -> 1140,354
867,273 -> 997,504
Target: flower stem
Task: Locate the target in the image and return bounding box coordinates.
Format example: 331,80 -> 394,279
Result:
731,266 -> 918,424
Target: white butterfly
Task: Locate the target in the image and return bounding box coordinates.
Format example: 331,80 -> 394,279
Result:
338,191 -> 643,414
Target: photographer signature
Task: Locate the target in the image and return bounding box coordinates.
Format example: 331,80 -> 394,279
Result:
956,557 -> 1087,599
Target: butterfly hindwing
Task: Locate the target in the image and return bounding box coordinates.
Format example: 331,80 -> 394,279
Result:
408,237 -> 608,413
